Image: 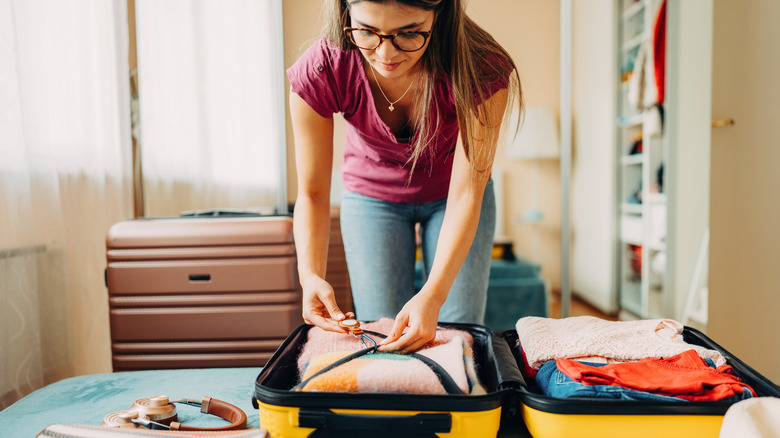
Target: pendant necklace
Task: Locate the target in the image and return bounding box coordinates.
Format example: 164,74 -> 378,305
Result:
370,64 -> 415,112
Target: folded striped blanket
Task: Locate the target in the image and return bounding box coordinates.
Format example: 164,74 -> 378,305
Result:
296,318 -> 486,395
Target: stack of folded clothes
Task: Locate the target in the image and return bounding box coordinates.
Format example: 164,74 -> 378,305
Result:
296,318 -> 486,395
515,316 -> 755,402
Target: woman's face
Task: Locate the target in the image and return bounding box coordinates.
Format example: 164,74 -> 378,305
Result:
348,1 -> 434,79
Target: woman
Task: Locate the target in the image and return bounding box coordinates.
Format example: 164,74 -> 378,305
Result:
288,0 -> 522,352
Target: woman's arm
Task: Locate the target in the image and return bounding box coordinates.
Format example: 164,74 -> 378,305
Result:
379,87 -> 509,352
289,92 -> 350,332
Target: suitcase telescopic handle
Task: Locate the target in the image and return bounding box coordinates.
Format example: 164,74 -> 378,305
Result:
491,333 -> 526,390
298,408 -> 451,436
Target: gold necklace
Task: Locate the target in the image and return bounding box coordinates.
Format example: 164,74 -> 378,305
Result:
370,64 -> 415,112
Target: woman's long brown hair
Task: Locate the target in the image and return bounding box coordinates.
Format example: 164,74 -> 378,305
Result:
323,0 -> 523,179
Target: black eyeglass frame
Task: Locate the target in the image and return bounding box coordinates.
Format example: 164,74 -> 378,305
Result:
343,27 -> 432,52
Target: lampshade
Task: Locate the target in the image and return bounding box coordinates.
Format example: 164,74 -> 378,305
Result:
507,106 -> 560,160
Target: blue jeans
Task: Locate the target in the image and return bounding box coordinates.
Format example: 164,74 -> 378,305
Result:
340,179 -> 495,324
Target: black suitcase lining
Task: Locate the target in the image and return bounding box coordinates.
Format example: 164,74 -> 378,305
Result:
255,323 -> 521,413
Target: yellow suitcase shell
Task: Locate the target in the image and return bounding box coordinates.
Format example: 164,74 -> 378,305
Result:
258,401 -> 502,438
521,405 -> 723,438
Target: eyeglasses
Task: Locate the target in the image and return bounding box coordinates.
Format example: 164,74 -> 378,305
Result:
343,27 -> 431,52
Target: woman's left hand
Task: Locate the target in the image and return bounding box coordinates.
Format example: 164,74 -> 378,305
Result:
377,290 -> 443,353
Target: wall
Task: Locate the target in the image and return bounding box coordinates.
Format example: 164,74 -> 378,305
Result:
570,0 -> 618,313
468,1 -> 561,290
282,0 -> 563,290
283,1 -> 333,205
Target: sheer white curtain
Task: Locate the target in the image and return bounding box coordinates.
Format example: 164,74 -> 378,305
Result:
0,0 -> 132,408
135,0 -> 287,216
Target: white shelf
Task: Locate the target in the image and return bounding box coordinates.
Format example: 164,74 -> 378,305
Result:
647,286 -> 665,319
646,192 -> 667,203
619,278 -> 643,316
622,236 -> 644,247
622,1 -> 644,20
622,34 -> 644,52
618,114 -> 644,126
621,154 -> 644,165
647,243 -> 665,252
621,203 -> 643,215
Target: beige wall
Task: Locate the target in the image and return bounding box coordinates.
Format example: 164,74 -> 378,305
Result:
282,1 -> 323,204
468,1 -> 562,290
282,0 -> 563,290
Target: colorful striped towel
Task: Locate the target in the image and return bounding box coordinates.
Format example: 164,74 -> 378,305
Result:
296,318 -> 486,395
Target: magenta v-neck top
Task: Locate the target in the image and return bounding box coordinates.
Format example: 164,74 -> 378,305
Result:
288,38 -> 508,204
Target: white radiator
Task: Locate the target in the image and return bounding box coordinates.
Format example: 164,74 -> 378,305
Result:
0,243 -> 71,410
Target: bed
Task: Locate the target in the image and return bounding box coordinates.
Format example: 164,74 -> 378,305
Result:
0,366 -> 531,436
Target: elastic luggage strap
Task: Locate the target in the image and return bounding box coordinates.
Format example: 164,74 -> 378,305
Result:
294,347 -> 377,392
409,352 -> 464,395
294,331 -> 464,395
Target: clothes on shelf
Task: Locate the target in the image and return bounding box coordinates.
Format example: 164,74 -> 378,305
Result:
652,0 -> 667,104
628,0 -> 667,110
626,0 -> 667,138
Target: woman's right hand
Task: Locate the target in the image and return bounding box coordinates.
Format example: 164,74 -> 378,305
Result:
301,275 -> 353,332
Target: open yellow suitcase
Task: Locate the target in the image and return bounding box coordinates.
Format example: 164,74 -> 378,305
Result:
502,326 -> 780,438
253,323 -> 779,437
252,323 -> 523,437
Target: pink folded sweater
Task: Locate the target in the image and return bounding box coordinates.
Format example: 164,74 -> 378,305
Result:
297,318 -> 486,395
515,316 -> 727,372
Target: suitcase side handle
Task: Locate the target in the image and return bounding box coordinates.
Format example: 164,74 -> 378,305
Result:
298,408 -> 451,436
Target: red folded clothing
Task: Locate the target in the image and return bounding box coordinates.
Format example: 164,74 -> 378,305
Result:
556,350 -> 756,402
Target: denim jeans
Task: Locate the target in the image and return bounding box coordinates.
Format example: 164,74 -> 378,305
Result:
340,179 -> 495,324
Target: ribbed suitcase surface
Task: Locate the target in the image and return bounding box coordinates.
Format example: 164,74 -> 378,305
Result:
106,216 -> 302,371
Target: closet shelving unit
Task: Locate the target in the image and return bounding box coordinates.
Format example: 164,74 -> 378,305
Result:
616,0 -> 667,319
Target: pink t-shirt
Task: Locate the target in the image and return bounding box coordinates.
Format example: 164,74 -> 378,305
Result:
287,38 -> 506,204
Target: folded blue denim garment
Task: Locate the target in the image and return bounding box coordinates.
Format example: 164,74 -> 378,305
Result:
535,359 -> 753,402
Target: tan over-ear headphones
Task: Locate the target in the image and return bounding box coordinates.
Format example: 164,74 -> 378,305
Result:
100,395 -> 247,431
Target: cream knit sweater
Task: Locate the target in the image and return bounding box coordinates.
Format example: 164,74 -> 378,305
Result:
515,316 -> 726,370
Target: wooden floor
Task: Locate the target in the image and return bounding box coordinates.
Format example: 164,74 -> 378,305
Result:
548,292 -> 618,321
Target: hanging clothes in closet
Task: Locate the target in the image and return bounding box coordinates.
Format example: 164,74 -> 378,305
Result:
627,0 -> 667,137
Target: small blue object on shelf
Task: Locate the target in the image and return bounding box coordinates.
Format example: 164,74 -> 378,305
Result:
414,254 -> 548,332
